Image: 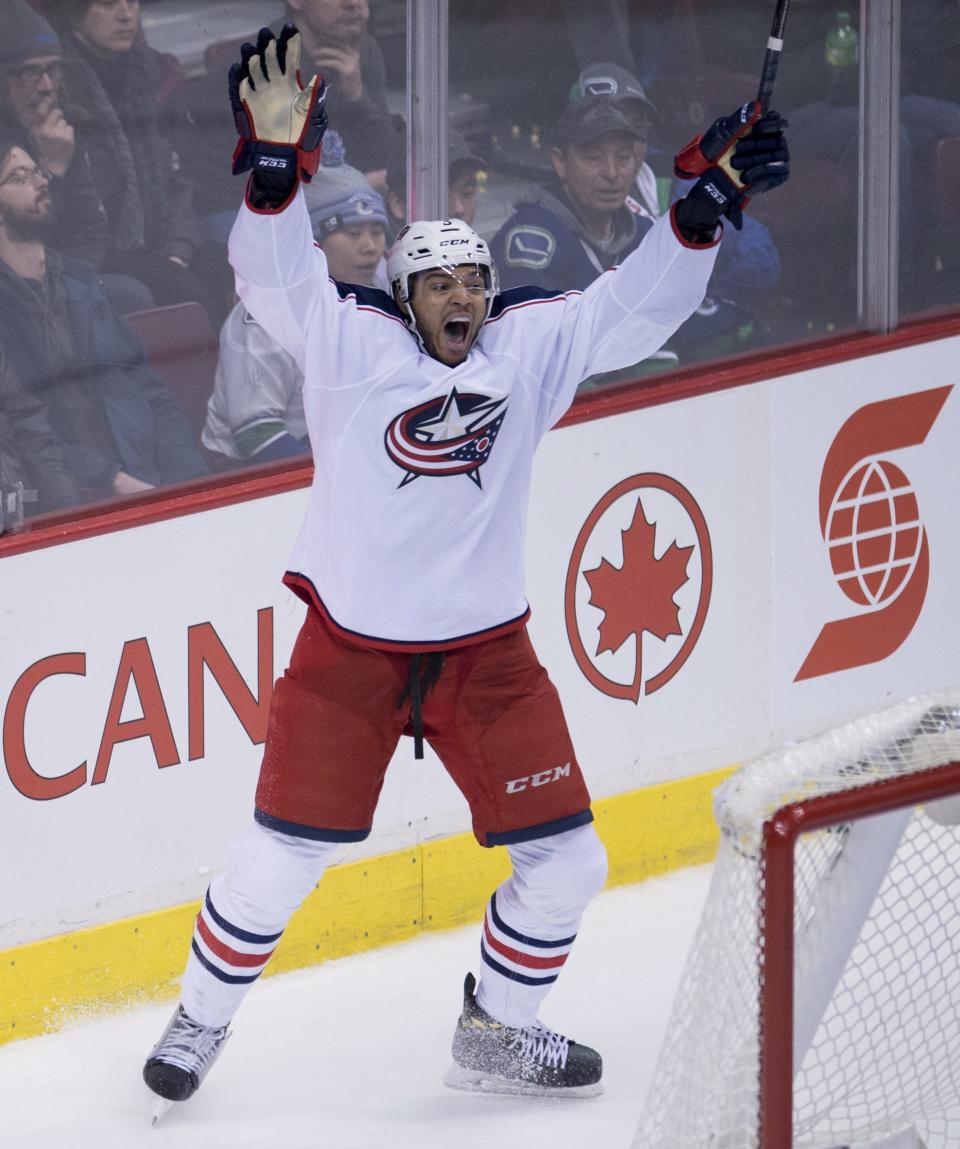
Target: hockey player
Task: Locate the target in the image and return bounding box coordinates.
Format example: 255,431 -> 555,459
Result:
142,24 -> 789,1114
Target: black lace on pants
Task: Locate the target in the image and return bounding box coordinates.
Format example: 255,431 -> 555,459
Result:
396,652 -> 446,759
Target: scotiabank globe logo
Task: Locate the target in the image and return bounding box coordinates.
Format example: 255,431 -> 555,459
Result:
824,458 -> 922,608
565,474 -> 712,702
795,386 -> 952,681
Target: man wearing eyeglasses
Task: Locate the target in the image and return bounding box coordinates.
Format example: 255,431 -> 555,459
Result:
0,135 -> 208,501
0,0 -> 108,269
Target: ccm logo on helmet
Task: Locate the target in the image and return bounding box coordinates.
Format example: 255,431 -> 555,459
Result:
440,238 -> 471,246
505,763 -> 571,795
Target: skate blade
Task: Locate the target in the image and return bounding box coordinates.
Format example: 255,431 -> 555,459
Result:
443,1062 -> 603,1099
151,1096 -> 175,1126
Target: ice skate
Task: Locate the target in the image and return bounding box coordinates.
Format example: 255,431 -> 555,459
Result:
150,1095 -> 174,1127
444,972 -> 602,1098
143,1003 -> 231,1114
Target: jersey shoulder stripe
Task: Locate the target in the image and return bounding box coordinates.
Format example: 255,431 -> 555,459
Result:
333,280 -> 406,325
485,284 -> 580,326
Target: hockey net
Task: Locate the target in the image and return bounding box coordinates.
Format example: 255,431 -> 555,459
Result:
633,688 -> 960,1149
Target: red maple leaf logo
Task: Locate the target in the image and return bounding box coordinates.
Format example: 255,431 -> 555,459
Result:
583,498 -> 694,696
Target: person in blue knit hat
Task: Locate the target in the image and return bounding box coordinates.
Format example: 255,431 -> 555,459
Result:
303,143 -> 390,290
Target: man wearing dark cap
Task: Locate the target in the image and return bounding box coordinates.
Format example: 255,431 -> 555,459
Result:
570,64 -> 783,363
573,63 -> 661,218
489,96 -> 654,293
0,0 -> 107,267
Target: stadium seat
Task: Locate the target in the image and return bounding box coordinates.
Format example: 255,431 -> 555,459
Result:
124,303 -> 220,441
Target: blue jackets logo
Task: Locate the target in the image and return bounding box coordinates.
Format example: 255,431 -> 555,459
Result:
384,387 -> 508,488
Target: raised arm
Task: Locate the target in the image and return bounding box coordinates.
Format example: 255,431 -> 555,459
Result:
524,101 -> 790,431
521,211 -> 718,432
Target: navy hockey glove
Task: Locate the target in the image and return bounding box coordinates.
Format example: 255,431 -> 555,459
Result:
674,101 -> 764,181
674,102 -> 789,238
229,24 -> 328,205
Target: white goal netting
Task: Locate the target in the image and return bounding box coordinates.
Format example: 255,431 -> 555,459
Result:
633,688 -> 960,1149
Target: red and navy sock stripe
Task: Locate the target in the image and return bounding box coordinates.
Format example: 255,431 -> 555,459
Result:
479,892 -> 576,987
190,890 -> 283,986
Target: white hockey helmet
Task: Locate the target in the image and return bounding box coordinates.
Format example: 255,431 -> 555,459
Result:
387,218 -> 499,342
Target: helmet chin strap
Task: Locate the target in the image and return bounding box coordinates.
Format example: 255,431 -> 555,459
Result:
398,298 -> 429,352
391,285 -> 428,351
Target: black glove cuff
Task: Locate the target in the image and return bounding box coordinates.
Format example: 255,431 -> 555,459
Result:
673,202 -> 721,246
248,169 -> 298,210
677,167 -> 745,235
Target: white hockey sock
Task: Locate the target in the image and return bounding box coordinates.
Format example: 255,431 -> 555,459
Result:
476,823 -> 607,1029
181,821 -> 338,1028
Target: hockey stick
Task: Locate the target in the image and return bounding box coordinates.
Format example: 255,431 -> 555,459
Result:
711,0 -> 791,188
757,0 -> 792,112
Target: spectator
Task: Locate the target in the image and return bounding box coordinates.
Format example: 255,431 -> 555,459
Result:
0,0 -> 109,270
489,96 -> 653,293
446,136 -> 487,228
184,4 -> 399,242
306,150 -> 390,290
203,159 -> 389,465
0,346 -> 80,530
284,0 -> 402,185
572,63 -> 781,361
488,96 -> 682,384
0,135 -> 208,501
572,63 -> 661,215
384,131 -> 487,241
41,0 -> 231,321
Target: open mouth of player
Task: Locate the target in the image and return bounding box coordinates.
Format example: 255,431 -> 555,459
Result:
442,316 -> 472,353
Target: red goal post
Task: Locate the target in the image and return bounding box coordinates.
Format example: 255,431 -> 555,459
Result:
634,690 -> 960,1149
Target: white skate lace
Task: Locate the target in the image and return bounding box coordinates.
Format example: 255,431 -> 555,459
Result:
507,1021 -> 570,1069
154,1010 -> 229,1076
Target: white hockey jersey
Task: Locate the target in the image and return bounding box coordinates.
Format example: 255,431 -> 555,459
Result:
229,189 -> 718,651
203,301 -> 308,460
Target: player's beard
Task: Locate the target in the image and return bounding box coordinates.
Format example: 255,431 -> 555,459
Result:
2,195 -> 53,242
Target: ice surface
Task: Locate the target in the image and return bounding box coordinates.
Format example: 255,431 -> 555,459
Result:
0,867 -> 711,1149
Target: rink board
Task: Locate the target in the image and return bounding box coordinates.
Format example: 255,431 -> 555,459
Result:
0,768 -> 727,1045
1,330 -> 958,1044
